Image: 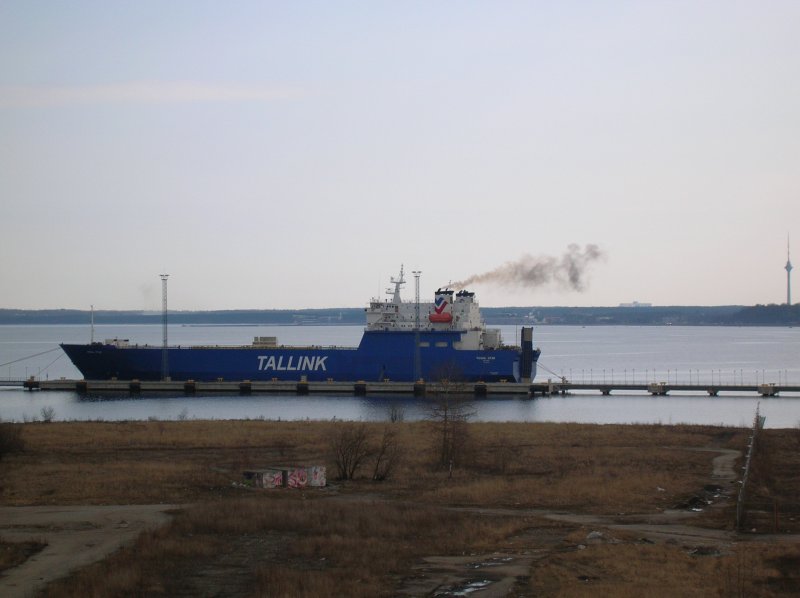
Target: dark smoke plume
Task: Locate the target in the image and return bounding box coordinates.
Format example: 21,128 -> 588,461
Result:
452,244 -> 604,292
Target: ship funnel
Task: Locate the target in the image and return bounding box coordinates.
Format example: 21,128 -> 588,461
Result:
429,289 -> 454,323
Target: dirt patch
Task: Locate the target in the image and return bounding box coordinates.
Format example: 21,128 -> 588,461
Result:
0,504 -> 176,598
396,521 -> 569,597
394,447 -> 745,596
399,553 -> 536,597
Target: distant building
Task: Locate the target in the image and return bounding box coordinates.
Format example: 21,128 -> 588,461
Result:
619,301 -> 652,308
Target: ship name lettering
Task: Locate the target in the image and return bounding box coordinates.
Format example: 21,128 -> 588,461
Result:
258,355 -> 328,371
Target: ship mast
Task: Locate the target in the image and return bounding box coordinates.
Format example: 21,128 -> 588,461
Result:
388,264 -> 405,303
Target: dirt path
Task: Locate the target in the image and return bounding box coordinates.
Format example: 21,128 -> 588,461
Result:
397,447 -> 746,596
0,504 -> 177,598
683,447 -> 740,481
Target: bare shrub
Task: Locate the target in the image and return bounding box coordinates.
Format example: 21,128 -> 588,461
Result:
329,423 -> 370,480
40,406 -> 56,423
372,427 -> 401,481
387,403 -> 405,423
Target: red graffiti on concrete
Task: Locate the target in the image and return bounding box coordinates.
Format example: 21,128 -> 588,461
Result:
286,468 -> 308,488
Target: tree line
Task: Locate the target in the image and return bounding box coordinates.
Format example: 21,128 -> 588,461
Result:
1,304 -> 797,326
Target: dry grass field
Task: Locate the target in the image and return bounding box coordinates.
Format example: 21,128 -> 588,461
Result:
1,418 -> 798,596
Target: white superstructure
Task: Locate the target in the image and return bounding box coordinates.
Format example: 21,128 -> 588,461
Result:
365,265 -> 504,350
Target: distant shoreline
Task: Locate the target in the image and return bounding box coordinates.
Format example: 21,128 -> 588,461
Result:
1,304 -> 797,326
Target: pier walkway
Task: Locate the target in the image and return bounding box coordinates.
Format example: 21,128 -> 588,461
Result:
0,380 -> 26,387
18,378 -> 800,397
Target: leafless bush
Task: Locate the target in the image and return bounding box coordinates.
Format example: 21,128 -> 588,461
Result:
329,423 -> 371,480
387,403 -> 405,423
40,406 -> 56,423
372,427 -> 401,481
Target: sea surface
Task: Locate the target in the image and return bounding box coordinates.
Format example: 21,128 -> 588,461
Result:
1,324 -> 798,428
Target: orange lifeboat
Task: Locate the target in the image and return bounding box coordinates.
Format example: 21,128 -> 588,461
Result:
428,312 -> 453,323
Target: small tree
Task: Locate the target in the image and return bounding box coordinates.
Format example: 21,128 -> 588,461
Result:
427,363 -> 474,472
329,423 -> 371,480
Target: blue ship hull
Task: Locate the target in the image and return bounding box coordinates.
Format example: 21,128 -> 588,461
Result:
61,330 -> 539,383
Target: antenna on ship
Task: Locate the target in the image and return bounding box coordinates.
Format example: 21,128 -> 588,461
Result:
388,265 -> 405,303
160,274 -> 169,381
787,235 -> 793,306
412,270 -> 422,381
90,305 -> 94,344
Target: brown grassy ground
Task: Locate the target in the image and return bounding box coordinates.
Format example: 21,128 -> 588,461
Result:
1,420 -> 740,512
1,419 -> 798,596
0,539 -> 46,573
742,428 -> 800,533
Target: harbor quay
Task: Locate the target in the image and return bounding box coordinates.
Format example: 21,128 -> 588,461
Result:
20,378 -> 800,398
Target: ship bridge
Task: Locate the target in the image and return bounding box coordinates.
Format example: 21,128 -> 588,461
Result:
365,266 -> 502,349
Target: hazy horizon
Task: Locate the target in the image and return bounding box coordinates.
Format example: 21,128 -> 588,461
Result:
0,302 -> 760,313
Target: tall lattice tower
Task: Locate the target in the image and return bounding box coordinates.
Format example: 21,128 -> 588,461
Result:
786,237 -> 793,306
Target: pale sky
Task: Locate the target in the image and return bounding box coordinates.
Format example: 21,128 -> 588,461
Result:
1,1 -> 798,310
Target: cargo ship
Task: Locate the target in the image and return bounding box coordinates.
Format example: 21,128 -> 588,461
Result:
60,267 -> 540,383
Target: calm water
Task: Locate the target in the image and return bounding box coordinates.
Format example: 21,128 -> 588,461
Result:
1,324 -> 798,427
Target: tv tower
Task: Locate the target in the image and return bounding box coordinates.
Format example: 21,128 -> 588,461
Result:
786,237 -> 793,306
